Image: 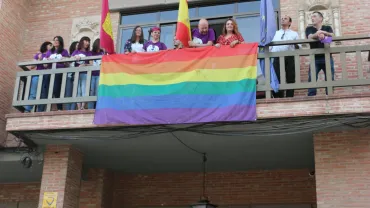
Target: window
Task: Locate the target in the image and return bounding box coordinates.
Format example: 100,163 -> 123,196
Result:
198,4 -> 235,17
121,12 -> 157,25
238,0 -> 280,13
160,8 -> 197,21
160,24 -> 176,49
236,16 -> 261,42
119,1 -> 280,53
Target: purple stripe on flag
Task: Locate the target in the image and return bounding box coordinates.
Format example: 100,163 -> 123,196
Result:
94,105 -> 257,125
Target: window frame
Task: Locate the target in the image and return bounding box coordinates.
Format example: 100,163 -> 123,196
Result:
116,1 -> 281,53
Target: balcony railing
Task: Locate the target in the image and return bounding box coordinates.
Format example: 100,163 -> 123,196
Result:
12,35 -> 370,112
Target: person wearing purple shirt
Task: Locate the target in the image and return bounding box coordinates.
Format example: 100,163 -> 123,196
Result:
24,41 -> 52,113
89,38 -> 105,109
65,41 -> 79,111
189,19 -> 215,48
45,36 -> 70,111
143,27 -> 167,52
72,36 -> 93,110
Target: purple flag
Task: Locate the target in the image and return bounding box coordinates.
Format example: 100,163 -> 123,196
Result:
321,36 -> 333,43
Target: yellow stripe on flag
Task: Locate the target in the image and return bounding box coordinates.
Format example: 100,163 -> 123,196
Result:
103,12 -> 114,40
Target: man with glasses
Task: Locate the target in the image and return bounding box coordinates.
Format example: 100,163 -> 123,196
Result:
270,15 -> 300,98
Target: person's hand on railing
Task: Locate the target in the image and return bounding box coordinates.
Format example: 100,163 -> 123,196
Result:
74,55 -> 81,61
215,43 -> 221,48
230,40 -> 239,48
318,33 -> 325,41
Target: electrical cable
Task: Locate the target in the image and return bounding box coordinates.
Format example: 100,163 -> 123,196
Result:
170,132 -> 204,155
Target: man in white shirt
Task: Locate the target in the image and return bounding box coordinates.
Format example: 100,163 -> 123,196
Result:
270,15 -> 300,98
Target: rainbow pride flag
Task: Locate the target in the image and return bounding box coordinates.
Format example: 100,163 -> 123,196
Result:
94,43 -> 258,125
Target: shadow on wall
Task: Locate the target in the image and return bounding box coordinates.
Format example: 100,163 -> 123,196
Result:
0,202 -> 38,208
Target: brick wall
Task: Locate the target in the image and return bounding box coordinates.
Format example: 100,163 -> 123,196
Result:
79,169 -> 114,208
37,145 -> 83,208
0,0 -> 30,146
114,169 -> 316,208
0,169 -> 316,207
0,183 -> 40,202
314,129 -> 370,208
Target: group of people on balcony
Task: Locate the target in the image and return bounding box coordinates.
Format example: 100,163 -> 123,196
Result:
25,36 -> 104,112
25,11 -> 335,112
123,18 -> 244,54
269,11 -> 334,98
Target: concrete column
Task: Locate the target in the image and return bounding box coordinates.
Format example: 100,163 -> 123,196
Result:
314,129 -> 370,208
38,145 -> 83,208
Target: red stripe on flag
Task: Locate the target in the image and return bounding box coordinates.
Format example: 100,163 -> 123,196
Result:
100,0 -> 115,54
176,22 -> 191,48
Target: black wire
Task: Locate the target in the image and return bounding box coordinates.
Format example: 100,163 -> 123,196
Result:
170,132 -> 204,155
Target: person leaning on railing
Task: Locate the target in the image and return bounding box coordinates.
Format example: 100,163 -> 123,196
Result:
24,41 -> 52,113
71,36 -> 93,110
64,41 -> 79,111
188,18 -> 215,48
306,11 -> 335,96
89,38 -> 105,109
215,18 -> 245,48
270,15 -> 301,98
44,36 -> 70,111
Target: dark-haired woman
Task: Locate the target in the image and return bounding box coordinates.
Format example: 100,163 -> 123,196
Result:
65,41 -> 79,110
143,27 -> 167,52
24,41 -> 52,113
45,36 -> 70,111
215,19 -> 244,48
124,26 -> 147,54
88,38 -> 104,109
72,36 -> 93,110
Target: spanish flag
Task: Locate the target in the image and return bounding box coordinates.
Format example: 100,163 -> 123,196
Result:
175,0 -> 191,48
100,0 -> 115,54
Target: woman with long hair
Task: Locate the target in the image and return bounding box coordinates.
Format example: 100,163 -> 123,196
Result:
45,36 -> 70,111
215,18 -> 245,48
24,41 -> 52,112
72,36 -> 93,110
89,38 -> 105,109
64,41 -> 79,110
143,26 -> 167,52
124,26 -> 147,54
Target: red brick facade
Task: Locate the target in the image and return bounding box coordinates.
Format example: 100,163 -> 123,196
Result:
314,129 -> 370,208
0,0 -> 30,146
79,169 -> 114,208
38,145 -> 83,208
114,170 -> 316,208
0,183 -> 40,202
0,168 -> 316,207
1,0 -> 370,208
